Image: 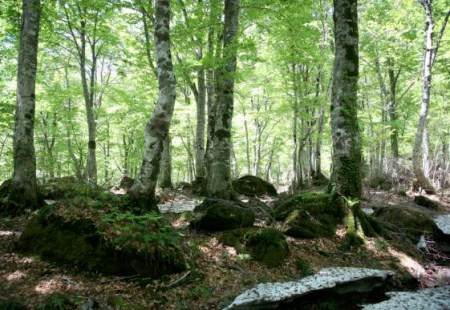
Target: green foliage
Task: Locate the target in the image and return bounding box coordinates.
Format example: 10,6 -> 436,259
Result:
37,293 -> 82,310
0,298 -> 25,310
294,257 -> 314,277
189,286 -> 213,300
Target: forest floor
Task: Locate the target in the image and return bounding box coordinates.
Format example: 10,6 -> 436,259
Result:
1,187 -> 450,309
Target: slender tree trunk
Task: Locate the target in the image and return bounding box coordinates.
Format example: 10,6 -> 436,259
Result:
206,0 -> 240,198
129,0 -> 176,212
330,0 -> 361,199
413,1 -> 450,193
195,68 -> 207,179
291,64 -> 299,193
387,58 -> 399,161
8,0 -> 41,210
242,106 -> 251,175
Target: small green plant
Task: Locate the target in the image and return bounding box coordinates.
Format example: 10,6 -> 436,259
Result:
258,273 -> 272,283
0,298 -> 25,310
37,293 -> 82,310
295,257 -> 314,277
374,238 -> 389,252
190,286 -> 212,299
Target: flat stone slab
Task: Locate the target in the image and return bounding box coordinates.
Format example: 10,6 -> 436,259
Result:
223,267 -> 394,310
434,215 -> 450,235
158,201 -> 197,213
363,286 -> 450,309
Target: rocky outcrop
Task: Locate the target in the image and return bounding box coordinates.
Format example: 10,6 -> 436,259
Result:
232,175 -> 277,197
223,267 -> 394,310
363,286 -> 450,309
190,198 -> 255,231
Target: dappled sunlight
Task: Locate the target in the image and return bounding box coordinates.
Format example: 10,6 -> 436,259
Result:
34,276 -> 79,295
0,230 -> 17,237
4,270 -> 27,281
388,248 -> 425,278
35,279 -> 60,295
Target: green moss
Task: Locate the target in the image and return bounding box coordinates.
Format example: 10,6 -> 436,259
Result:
282,208 -> 338,239
0,298 -> 25,310
245,228 -> 289,267
37,293 -> 82,310
295,257 -> 314,277
17,205 -> 187,278
275,192 -> 337,221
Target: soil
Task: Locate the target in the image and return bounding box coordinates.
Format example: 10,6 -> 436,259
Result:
1,188 -> 449,309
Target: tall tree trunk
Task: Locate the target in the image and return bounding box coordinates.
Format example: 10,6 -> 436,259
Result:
206,0 -> 240,198
129,0 -> 176,212
387,58 -> 399,161
413,1 -> 450,193
8,0 -> 41,210
291,64 -> 299,193
158,134 -> 173,188
195,68 -> 207,179
330,0 -> 361,199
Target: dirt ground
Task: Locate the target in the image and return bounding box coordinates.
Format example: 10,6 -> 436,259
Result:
1,189 -> 449,309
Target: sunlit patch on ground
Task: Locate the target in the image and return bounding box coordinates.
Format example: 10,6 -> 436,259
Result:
388,248 -> 425,278
34,276 -> 78,295
4,270 -> 27,281
0,230 -> 17,237
35,279 -> 60,295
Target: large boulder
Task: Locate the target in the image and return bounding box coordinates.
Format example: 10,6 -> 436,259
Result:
223,267 -> 395,310
246,228 -> 289,267
17,204 -> 186,278
363,286 -> 450,310
373,206 -> 441,243
274,192 -> 338,221
274,193 -> 340,239
245,197 -> 274,222
414,195 -> 440,211
190,198 -> 255,231
232,175 -> 277,197
281,208 -> 338,239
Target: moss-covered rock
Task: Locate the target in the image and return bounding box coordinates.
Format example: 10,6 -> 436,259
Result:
245,197 -> 274,222
232,175 -> 277,197
373,206 -> 441,243
190,199 -> 255,231
246,228 -> 289,267
414,195 -> 440,211
281,208 -> 338,239
274,192 -> 338,221
17,204 -> 186,278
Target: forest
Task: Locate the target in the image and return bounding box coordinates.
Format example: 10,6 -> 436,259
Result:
0,0 -> 450,309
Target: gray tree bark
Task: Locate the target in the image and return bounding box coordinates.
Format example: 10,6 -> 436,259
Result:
158,134 -> 173,188
129,0 -> 176,212
8,0 -> 41,210
206,0 -> 240,198
412,1 -> 449,194
330,0 -> 362,199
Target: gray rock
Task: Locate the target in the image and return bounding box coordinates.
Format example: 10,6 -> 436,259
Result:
363,286 -> 450,310
223,267 -> 394,310
434,215 -> 450,236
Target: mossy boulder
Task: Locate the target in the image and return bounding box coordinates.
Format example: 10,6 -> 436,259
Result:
39,177 -> 102,200
232,175 -> 277,197
369,174 -> 393,191
17,204 -> 186,278
274,192 -> 340,221
373,206 -> 441,242
190,198 -> 255,231
218,228 -> 289,267
119,176 -> 135,191
274,193 -> 340,239
281,208 -> 338,239
191,177 -> 207,196
0,178 -> 12,198
246,228 -> 290,267
414,195 -> 440,211
245,197 -> 274,222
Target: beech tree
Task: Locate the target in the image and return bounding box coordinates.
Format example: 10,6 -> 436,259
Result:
330,0 -> 362,199
129,0 -> 176,212
8,0 -> 41,211
412,0 -> 450,193
206,0 -> 240,199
